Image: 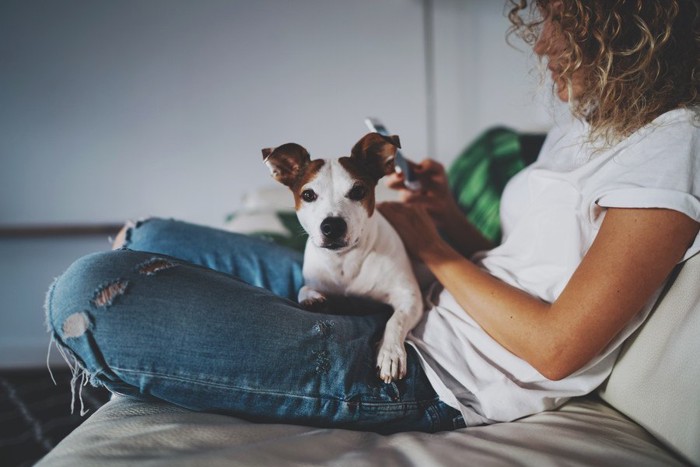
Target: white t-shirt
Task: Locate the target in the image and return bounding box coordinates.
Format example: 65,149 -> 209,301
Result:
408,107 -> 700,426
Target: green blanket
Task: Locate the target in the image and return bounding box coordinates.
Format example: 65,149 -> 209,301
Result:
448,126 -> 532,243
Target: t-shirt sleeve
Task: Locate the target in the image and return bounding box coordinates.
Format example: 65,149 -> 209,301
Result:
594,116 -> 700,261
597,187 -> 700,219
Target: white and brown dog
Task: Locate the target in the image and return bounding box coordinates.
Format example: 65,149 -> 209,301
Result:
262,133 -> 424,383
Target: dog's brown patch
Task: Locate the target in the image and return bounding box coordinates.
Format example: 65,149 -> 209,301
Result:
350,133 -> 400,181
262,143 -> 311,187
339,157 -> 378,216
291,159 -> 326,210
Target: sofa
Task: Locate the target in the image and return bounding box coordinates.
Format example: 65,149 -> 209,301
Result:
37,129 -> 699,466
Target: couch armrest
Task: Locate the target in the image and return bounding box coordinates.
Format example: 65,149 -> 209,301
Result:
599,252 -> 700,465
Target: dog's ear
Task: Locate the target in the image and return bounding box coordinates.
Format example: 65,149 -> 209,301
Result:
262,143 -> 311,187
350,132 -> 401,181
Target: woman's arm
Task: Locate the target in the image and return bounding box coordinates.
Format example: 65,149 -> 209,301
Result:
379,203 -> 699,380
385,159 -> 494,257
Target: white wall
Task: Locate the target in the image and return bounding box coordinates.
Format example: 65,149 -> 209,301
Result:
1,0 -> 429,227
0,0 -> 556,368
432,0 -> 553,159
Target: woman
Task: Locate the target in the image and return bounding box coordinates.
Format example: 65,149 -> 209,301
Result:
46,0 -> 699,432
378,0 -> 700,423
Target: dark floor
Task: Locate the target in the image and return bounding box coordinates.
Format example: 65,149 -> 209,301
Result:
0,368 -> 110,467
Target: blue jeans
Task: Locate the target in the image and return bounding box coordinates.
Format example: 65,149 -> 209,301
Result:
45,218 -> 465,434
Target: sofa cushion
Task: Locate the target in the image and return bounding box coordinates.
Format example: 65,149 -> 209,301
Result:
599,252 -> 700,465
224,187 -> 307,252
37,394 -> 682,466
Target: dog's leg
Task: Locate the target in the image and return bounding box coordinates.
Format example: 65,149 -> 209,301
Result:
376,298 -> 423,383
298,285 -> 328,310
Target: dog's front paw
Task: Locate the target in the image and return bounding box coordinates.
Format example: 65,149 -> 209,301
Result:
301,297 -> 330,312
376,340 -> 407,384
299,286 -> 328,312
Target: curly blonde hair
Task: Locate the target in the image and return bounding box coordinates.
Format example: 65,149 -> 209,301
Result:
508,0 -> 700,144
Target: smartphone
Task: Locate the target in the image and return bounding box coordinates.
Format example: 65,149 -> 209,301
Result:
364,117 -> 422,191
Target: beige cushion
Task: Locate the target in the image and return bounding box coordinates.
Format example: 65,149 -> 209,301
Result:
38,395 -> 681,466
599,252 -> 700,464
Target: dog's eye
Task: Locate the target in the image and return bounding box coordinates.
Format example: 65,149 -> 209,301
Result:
348,185 -> 366,201
301,189 -> 317,202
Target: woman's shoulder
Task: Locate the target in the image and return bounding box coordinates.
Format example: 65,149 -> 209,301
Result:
619,106 -> 699,163
638,106 -> 700,142
586,106 -> 697,162
592,107 -> 700,219
534,106 -> 698,169
652,106 -> 700,126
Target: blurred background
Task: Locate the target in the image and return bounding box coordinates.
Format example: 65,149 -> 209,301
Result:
1,0 -> 557,368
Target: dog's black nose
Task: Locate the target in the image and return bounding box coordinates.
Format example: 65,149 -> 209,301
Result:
320,217 -> 347,240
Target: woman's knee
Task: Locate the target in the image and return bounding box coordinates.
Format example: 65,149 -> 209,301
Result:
111,217 -> 228,258
111,217 -> 169,250
45,250 -> 152,340
111,221 -> 135,250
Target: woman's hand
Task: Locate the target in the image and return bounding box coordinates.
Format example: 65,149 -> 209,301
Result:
385,158 -> 494,257
377,202 -> 443,260
385,159 -> 463,229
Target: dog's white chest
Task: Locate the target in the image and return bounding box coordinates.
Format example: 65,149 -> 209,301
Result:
302,214 -> 413,300
303,241 -> 370,295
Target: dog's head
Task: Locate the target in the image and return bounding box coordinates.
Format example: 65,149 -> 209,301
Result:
262,132 -> 400,251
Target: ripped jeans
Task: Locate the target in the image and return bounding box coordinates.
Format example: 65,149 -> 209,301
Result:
45,218 -> 465,434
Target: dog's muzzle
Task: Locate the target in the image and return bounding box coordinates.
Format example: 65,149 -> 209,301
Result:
320,217 -> 347,249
